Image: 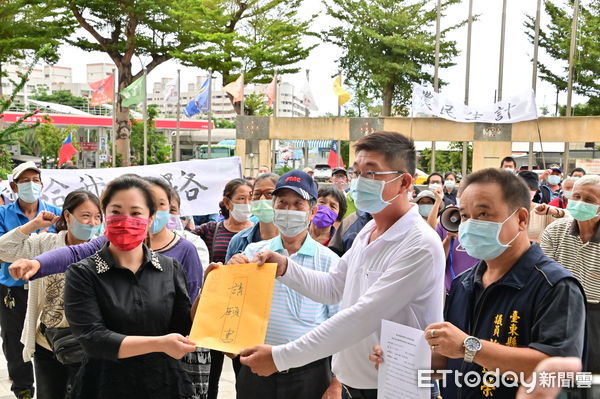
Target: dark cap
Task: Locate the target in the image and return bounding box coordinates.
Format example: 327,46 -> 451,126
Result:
273,170 -> 318,201
518,171 -> 540,191
331,168 -> 348,177
550,167 -> 562,173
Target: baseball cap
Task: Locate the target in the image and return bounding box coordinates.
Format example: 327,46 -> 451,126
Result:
12,161 -> 41,181
550,167 -> 562,173
415,190 -> 436,203
332,168 -> 348,177
273,170 -> 318,201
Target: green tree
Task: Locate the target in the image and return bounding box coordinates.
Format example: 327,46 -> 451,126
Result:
60,0 -> 223,166
244,93 -> 273,116
0,0 -> 73,95
559,97 -> 600,116
525,1 -> 600,101
325,0 -> 464,116
34,122 -> 79,167
174,0 -> 315,113
418,141 -> 472,175
0,47 -> 53,146
0,147 -> 13,179
130,105 -> 170,165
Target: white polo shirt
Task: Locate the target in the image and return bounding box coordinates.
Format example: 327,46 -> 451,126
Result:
272,204 -> 445,389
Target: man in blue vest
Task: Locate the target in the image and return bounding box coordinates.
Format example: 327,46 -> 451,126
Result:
423,168 -> 586,399
0,162 -> 61,399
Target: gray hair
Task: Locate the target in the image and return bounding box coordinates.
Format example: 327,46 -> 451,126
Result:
254,173 -> 279,187
574,175 -> 600,188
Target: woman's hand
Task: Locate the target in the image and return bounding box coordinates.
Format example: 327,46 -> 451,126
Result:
228,254 -> 251,265
20,211 -> 59,235
159,333 -> 196,359
203,262 -> 222,282
8,259 -> 41,281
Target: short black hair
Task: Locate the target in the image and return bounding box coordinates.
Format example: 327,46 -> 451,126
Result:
518,171 -> 539,191
426,172 -> 444,185
220,178 -> 253,219
459,168 -> 530,212
444,171 -> 457,181
500,156 -> 517,168
318,186 -> 347,222
143,176 -> 173,204
570,167 -> 586,176
55,189 -> 102,233
101,175 -> 157,217
354,131 -> 416,175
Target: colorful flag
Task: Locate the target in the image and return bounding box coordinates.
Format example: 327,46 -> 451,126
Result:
89,74 -> 114,106
163,79 -> 179,105
302,80 -> 318,111
120,75 -> 146,108
223,74 -> 244,103
58,132 -> 77,166
333,75 -> 351,106
327,140 -> 345,169
183,78 -> 210,117
263,75 -> 276,106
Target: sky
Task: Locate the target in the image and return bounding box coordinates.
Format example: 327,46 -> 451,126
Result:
53,0 -> 587,117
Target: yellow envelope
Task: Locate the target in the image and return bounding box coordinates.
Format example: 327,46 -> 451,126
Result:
190,263 -> 277,354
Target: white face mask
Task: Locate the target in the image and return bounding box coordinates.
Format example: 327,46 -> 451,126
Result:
504,168 -> 515,174
231,203 -> 252,222
429,183 -> 442,191
273,209 -> 309,237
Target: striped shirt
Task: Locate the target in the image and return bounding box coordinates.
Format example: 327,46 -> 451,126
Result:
193,221 -> 237,264
243,234 -> 340,346
541,217 -> 600,303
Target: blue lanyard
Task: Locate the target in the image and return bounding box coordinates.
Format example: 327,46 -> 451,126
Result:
449,237 -> 456,280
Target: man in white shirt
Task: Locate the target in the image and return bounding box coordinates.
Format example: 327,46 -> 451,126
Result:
239,131 -> 446,398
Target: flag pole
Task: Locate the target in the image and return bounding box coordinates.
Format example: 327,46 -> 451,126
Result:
530,0 -> 542,170
175,68 -> 181,162
462,0 -> 473,176
433,0 -> 441,92
497,0 -> 508,101
112,68 -> 117,168
337,71 -> 341,117
304,70 -> 310,117
564,0 -> 580,171
143,68 -> 148,165
240,73 -> 245,116
273,70 -> 278,117
207,69 -> 213,159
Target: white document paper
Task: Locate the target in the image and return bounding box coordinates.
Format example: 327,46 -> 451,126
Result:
378,320 -> 432,399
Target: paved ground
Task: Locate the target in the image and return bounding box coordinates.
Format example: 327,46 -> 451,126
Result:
0,349 -> 237,399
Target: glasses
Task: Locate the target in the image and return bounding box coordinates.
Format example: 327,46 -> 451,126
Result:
252,191 -> 274,200
351,170 -> 405,180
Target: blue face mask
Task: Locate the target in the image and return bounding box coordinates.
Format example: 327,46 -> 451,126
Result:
17,182 -> 42,203
418,204 -> 434,217
351,175 -> 403,214
150,210 -> 170,234
458,209 -> 520,260
548,175 -> 561,186
68,214 -> 102,241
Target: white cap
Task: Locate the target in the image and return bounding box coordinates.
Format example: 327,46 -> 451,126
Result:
12,162 -> 41,181
415,190 -> 436,202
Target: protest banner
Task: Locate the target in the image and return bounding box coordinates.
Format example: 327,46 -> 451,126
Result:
411,85 -> 538,124
30,157 -> 242,216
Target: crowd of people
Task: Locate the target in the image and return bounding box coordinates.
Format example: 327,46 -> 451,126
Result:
0,130 -> 596,399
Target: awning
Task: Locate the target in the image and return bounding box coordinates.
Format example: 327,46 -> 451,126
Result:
281,140 -> 332,149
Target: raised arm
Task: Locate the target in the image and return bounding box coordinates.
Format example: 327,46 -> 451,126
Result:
32,236 -> 107,278
0,212 -> 60,262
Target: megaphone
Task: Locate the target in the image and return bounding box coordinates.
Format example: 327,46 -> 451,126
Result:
440,206 -> 461,233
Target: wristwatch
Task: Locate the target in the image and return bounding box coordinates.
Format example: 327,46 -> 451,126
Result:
463,336 -> 482,363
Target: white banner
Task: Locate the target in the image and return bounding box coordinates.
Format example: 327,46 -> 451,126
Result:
411,85 -> 538,124
36,158 -> 242,216
0,181 -> 17,202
